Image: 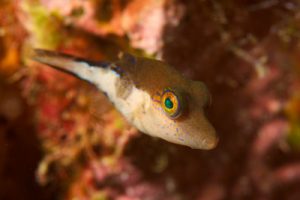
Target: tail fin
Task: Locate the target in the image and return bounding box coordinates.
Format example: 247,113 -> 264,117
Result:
31,49 -> 110,83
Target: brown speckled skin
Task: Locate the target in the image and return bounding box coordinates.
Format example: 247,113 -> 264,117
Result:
116,53 -> 217,149
117,53 -> 210,105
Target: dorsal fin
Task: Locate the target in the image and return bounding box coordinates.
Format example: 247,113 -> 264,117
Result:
118,52 -> 137,66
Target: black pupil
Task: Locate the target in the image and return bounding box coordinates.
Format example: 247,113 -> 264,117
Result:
165,97 -> 174,109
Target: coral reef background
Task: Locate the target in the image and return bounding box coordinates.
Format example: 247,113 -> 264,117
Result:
1,0 -> 300,199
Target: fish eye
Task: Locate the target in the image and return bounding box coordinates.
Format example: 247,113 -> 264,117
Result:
161,88 -> 185,119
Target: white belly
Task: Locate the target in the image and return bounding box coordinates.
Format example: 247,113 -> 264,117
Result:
76,63 -> 151,132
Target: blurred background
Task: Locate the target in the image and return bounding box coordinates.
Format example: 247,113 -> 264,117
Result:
1,0 -> 300,199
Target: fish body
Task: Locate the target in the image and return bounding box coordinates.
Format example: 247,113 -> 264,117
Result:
32,49 -> 218,149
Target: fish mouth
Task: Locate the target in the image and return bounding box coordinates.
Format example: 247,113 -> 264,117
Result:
186,130 -> 218,150
199,135 -> 219,150
187,117 -> 218,150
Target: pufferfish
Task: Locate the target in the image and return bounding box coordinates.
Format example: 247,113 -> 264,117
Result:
31,49 -> 218,150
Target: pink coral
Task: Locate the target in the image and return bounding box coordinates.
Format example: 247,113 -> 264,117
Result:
1,0 -> 300,200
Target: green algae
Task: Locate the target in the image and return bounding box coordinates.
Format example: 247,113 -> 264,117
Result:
22,1 -> 64,49
287,123 -> 300,151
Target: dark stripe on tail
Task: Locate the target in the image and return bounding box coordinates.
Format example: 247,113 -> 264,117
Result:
33,49 -> 112,69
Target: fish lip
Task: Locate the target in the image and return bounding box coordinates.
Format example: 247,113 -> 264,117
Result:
202,136 -> 219,150
188,133 -> 219,150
